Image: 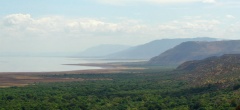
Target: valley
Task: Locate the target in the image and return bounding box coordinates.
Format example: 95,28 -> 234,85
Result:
1,0 -> 240,109
1,54 -> 240,109
2,40 -> 240,109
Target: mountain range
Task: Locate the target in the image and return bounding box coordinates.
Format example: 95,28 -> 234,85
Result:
105,37 -> 216,59
76,44 -> 131,58
148,40 -> 240,66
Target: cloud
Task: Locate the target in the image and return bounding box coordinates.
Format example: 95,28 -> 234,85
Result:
225,22 -> 240,34
150,0 -> 216,4
1,13 -> 239,52
155,19 -> 221,38
212,0 -> 240,7
0,13 -> 238,40
143,0 -> 199,4
226,15 -> 235,19
94,0 -> 216,5
0,13 -> 146,38
66,19 -> 145,34
202,0 -> 216,3
3,14 -> 33,26
1,14 -> 64,38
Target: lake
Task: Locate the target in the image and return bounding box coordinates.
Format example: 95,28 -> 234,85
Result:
0,57 -> 141,72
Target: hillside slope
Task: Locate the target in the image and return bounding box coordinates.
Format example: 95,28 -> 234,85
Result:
148,40 -> 240,66
176,54 -> 240,87
177,54 -> 240,73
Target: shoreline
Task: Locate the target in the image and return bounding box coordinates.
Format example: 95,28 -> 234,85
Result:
0,62 -> 145,74
0,63 -> 145,87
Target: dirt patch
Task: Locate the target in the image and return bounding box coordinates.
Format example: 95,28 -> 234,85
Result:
0,63 -> 145,88
0,74 -> 86,87
0,68 -> 134,88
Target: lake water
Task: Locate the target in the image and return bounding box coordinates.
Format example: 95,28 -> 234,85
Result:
0,57 -> 141,72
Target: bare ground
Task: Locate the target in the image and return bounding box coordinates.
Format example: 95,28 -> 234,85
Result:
0,63 -> 145,87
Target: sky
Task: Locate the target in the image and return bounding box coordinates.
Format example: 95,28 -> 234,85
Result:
0,0 -> 240,53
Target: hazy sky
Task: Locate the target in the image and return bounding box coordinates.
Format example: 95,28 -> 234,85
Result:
0,0 -> 240,53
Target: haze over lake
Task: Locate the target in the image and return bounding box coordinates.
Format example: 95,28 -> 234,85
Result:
0,57 -> 141,72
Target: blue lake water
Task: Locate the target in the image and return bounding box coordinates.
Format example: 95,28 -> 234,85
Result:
0,57 -> 141,72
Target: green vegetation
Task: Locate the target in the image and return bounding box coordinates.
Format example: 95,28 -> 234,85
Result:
1,68 -> 240,109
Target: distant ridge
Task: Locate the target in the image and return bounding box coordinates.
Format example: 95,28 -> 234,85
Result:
148,40 -> 240,66
76,44 -> 131,58
106,37 -> 216,59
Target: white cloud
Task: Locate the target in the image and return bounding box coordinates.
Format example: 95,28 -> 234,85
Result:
94,0 -> 216,5
0,13 -> 237,40
202,0 -> 216,3
3,14 -> 33,26
155,19 -> 221,38
150,0 -> 216,4
226,15 -> 235,19
0,14 -> 239,52
224,22 -> 240,37
0,14 -> 146,38
145,0 -> 199,4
